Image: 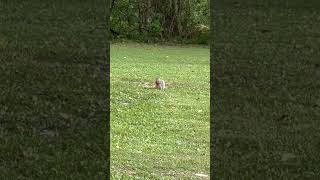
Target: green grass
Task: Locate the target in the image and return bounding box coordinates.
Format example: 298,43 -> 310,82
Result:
212,0 -> 320,179
110,43 -> 210,179
0,1 -> 108,179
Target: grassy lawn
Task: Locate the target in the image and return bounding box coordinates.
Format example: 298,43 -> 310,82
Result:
110,43 -> 210,179
212,0 -> 320,178
0,1 -> 108,179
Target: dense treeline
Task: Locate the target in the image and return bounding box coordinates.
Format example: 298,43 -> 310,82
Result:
110,0 -> 209,44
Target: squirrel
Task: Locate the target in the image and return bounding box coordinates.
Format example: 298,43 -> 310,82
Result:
155,77 -> 166,90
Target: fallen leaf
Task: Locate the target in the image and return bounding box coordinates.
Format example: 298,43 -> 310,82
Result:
194,173 -> 208,178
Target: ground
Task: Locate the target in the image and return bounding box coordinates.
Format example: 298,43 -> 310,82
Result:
110,43 -> 210,179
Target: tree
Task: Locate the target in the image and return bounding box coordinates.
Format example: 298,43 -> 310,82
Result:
110,0 -> 209,43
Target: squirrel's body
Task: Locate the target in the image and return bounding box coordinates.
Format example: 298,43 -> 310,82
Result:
155,77 -> 166,90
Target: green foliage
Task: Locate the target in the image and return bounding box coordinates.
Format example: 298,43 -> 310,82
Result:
148,19 -> 163,37
110,0 -> 209,44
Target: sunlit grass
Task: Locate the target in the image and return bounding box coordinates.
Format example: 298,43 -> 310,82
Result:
111,43 -> 210,179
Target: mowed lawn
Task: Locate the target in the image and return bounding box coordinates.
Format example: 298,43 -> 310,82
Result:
111,43 -> 210,179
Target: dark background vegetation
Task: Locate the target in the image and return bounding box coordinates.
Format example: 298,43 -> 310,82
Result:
211,0 -> 320,179
0,0 -> 109,179
110,0 -> 209,44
